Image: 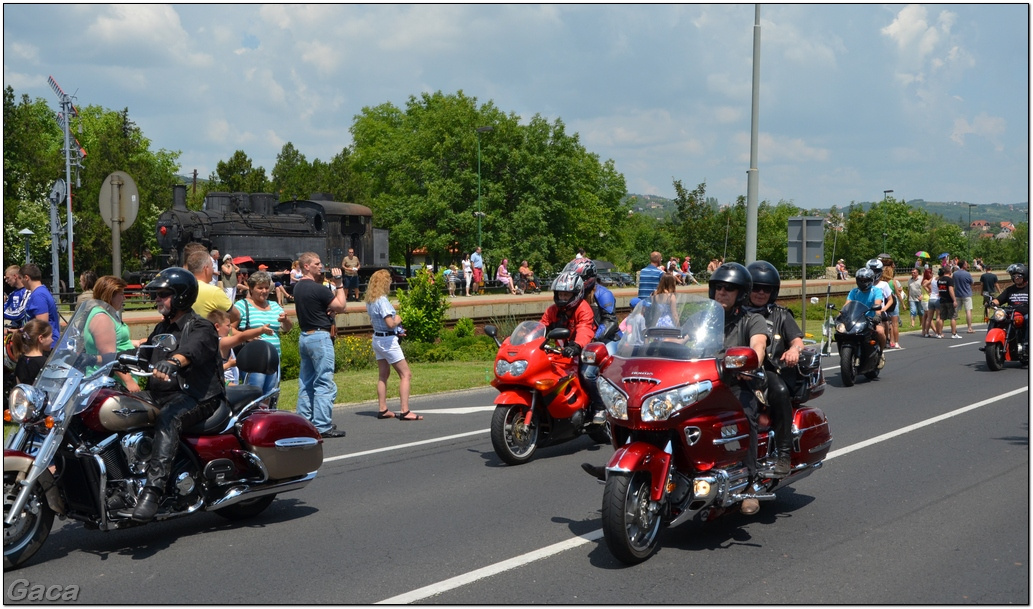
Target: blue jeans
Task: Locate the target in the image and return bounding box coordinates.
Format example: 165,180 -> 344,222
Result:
297,332 -> 337,433
243,362 -> 281,409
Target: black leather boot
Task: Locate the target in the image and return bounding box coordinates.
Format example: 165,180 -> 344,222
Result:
132,487 -> 161,522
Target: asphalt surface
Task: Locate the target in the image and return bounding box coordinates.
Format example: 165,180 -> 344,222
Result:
4,324 -> 1029,604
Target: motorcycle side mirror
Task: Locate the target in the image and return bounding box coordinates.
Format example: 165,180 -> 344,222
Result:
483,325 -> 498,338
826,303 -> 838,310
153,334 -> 178,352
547,328 -> 571,341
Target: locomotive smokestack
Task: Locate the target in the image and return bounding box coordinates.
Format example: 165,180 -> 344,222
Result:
172,184 -> 188,210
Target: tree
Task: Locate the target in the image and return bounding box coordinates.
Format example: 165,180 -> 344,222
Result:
210,150 -> 268,193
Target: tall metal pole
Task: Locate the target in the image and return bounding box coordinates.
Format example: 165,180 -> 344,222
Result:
882,189 -> 893,254
745,5 -> 761,264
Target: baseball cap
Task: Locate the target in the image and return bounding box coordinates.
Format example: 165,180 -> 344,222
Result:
223,254 -> 232,261
258,264 -> 268,270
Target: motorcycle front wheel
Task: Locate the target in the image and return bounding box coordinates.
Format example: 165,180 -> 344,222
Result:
602,471 -> 663,565
490,405 -> 538,465
985,342 -> 1005,371
3,470 -> 54,571
839,344 -> 856,387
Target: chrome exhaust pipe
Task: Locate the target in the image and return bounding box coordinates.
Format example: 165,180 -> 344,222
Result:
206,471 -> 317,511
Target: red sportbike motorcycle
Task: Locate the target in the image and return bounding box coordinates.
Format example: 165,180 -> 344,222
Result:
484,322 -> 609,465
4,301 -> 323,570
583,295 -> 831,564
982,305 -> 1028,371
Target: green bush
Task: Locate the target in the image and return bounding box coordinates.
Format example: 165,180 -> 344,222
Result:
453,317 -> 475,338
397,271 -> 449,343
280,326 -> 301,380
334,334 -> 376,370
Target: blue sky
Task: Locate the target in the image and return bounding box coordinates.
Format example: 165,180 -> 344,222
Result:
3,4 -> 1028,210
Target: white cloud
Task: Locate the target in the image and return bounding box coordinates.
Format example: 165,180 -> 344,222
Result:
733,133 -> 830,164
83,5 -> 213,68
951,113 -> 1007,150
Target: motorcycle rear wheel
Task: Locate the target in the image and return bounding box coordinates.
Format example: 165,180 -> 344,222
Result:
985,342 -> 1005,371
839,345 -> 856,387
490,405 -> 538,465
3,470 -> 54,571
214,494 -> 276,520
602,471 -> 662,565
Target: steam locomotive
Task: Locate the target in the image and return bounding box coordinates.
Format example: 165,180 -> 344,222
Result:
156,184 -> 389,273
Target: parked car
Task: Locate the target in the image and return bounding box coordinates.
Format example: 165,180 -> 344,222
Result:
593,260 -> 628,287
618,272 -> 635,286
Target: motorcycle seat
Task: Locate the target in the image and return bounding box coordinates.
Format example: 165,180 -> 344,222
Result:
187,400 -> 232,435
226,385 -> 264,411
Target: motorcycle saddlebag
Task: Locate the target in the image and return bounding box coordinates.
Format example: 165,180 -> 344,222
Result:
239,410 -> 323,480
792,406 -> 832,465
791,346 -> 826,405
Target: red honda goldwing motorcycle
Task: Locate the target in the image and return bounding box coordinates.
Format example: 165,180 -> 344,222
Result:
484,322 -> 610,465
982,305 -> 1028,370
4,301 -> 323,570
584,295 -> 831,564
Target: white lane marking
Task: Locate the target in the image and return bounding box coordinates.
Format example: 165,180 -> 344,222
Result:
423,406 -> 497,414
376,530 -> 606,605
374,386 -> 1028,604
825,386 -> 1027,460
323,430 -> 490,463
949,340 -> 980,348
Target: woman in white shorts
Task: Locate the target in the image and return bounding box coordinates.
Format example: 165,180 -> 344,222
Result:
364,270 -> 422,421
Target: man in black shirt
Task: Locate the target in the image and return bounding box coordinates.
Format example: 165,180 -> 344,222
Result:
133,268 -> 224,522
293,252 -> 348,438
980,265 -> 1000,322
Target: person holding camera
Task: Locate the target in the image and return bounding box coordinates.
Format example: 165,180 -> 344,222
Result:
293,252 -> 348,438
365,269 -> 421,421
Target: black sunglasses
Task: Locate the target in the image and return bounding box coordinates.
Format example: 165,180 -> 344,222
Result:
713,282 -> 738,292
151,290 -> 174,300
752,285 -> 773,294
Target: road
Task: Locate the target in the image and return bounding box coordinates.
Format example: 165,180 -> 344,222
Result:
5,328 -> 1029,604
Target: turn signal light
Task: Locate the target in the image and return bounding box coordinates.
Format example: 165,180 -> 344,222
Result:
44,416 -> 55,429
535,379 -> 557,391
3,409 -> 11,422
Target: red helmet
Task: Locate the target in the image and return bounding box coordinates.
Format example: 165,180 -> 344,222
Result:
564,258 -> 597,292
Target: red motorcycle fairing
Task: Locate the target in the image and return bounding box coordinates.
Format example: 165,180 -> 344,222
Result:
493,386 -> 533,407
606,442 -> 672,502
986,327 -> 1007,346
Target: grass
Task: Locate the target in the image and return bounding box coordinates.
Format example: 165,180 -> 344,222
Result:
276,359 -> 496,409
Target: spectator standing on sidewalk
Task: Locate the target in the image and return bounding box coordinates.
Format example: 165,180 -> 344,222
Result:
220,254 -> 240,302
471,247 -> 484,294
953,260 -> 975,333
980,265 -> 1000,322
342,248 -> 361,302
906,268 -> 925,328
637,252 -> 664,299
293,252 -> 348,438
935,266 -> 960,339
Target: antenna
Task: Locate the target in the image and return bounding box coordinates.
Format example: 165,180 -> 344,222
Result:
48,75 -> 84,294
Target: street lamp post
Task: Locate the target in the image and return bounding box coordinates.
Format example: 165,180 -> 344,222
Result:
882,189 -> 893,253
19,228 -> 34,264
475,126 -> 494,249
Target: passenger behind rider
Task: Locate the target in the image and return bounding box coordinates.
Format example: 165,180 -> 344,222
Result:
708,262 -> 769,516
564,259 -> 621,424
846,267 -> 887,361
744,261 -> 803,478
538,271 -> 598,416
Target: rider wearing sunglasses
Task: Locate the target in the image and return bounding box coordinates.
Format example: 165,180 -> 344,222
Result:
745,261 -> 804,479
708,262 -> 769,515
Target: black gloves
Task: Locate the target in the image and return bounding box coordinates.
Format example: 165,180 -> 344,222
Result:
154,359 -> 181,377
562,343 -> 582,358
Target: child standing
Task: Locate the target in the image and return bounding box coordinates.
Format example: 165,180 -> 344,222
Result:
207,310 -> 273,386
11,319 -> 53,385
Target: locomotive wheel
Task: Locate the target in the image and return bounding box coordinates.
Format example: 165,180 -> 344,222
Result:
985,342 -> 1005,371
839,345 -> 856,387
602,471 -> 662,565
490,405 -> 538,465
214,495 -> 276,520
3,470 -> 54,571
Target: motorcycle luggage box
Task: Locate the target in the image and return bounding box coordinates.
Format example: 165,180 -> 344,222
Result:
240,410 -> 323,480
792,406 -> 832,465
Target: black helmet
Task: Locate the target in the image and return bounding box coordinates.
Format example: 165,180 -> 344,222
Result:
1006,263 -> 1028,282
746,260 -> 781,305
551,271 -> 585,312
708,262 -> 753,307
855,267 -> 875,291
145,267 -> 198,312
564,258 -> 597,291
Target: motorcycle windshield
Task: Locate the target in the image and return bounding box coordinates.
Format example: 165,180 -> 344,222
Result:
615,294 -> 725,360
508,321 -> 548,346
838,300 -> 873,324
34,299 -> 122,418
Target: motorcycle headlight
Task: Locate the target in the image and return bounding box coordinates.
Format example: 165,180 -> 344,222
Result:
993,309 -> 1007,322
8,384 -> 44,423
641,381 -> 713,422
598,377 -> 628,420
835,322 -> 847,333
495,359 -> 529,378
